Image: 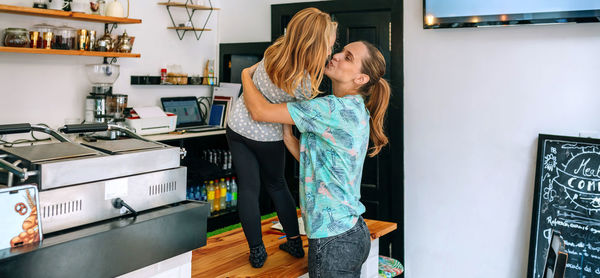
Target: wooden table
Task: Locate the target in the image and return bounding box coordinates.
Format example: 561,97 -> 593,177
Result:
191,215 -> 397,278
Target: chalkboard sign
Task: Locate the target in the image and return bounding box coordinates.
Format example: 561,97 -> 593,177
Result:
528,134 -> 600,278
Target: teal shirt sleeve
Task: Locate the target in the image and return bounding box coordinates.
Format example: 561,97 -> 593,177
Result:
287,96 -> 333,134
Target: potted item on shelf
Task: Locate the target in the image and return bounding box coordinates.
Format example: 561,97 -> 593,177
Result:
3,28 -> 30,48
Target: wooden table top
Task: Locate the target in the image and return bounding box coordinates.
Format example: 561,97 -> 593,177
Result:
191,215 -> 397,278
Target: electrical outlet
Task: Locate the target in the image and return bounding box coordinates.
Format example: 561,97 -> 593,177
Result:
579,130 -> 599,138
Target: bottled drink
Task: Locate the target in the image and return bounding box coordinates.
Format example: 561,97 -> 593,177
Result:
227,151 -> 232,170
200,182 -> 207,201
231,177 -> 238,207
194,184 -> 201,200
219,178 -> 226,210
207,180 -> 215,213
213,179 -> 221,211
225,178 -> 232,208
187,186 -> 194,200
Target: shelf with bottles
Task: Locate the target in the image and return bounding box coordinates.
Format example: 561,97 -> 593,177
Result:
130,75 -> 217,86
0,4 -> 141,61
187,176 -> 238,217
0,46 -> 139,57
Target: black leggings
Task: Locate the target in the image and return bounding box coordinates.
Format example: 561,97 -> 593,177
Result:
226,127 -> 300,248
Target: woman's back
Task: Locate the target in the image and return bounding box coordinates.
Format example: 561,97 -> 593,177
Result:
227,60 -> 310,142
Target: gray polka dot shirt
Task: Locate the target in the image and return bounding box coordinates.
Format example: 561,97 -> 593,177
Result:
227,60 -> 311,142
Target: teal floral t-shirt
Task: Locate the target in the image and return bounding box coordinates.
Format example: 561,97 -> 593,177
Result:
287,94 -> 369,239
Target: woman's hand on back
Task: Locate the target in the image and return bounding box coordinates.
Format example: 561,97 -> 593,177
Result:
242,62 -> 260,78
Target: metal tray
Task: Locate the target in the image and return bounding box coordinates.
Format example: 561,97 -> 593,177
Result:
80,139 -> 163,154
0,142 -> 99,163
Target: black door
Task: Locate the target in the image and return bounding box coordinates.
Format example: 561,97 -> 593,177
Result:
332,11 -> 392,221
271,0 -> 404,263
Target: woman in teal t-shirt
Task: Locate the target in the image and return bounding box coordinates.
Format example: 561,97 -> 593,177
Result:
241,41 -> 391,277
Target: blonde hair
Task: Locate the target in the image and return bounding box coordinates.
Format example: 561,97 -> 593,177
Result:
263,8 -> 337,99
358,41 -> 390,157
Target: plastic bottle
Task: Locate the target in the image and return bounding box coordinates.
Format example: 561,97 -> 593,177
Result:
200,181 -> 207,202
225,178 -> 232,208
231,177 -> 238,208
213,179 -> 221,212
187,186 -> 194,200
227,151 -> 232,170
207,180 -> 215,213
194,184 -> 201,200
219,178 -> 227,210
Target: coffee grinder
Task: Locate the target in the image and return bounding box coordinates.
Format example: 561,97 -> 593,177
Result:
84,63 -> 128,139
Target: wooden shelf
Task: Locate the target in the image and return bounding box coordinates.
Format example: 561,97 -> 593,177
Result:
158,2 -> 220,11
167,27 -> 212,31
0,4 -> 141,24
0,47 -> 141,58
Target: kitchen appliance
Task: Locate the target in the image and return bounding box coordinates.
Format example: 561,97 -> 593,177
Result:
0,123 -> 187,234
125,107 -> 177,135
86,63 -> 119,95
84,63 -> 127,137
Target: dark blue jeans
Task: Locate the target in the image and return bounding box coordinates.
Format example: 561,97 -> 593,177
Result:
308,217 -> 371,277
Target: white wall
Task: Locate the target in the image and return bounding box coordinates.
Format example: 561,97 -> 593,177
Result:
404,0 -> 600,277
218,0 -> 323,43
0,0 -> 219,131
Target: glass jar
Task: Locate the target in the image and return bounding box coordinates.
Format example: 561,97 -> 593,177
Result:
3,28 -> 30,48
53,25 -> 77,50
32,23 -> 55,48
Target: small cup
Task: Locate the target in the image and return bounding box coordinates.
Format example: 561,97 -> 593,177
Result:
29,31 -> 39,48
43,32 -> 53,49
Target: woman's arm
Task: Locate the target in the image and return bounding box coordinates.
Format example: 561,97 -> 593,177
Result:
283,124 -> 300,162
241,67 -> 295,125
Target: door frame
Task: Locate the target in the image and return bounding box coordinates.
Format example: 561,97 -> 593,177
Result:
271,0 -> 405,264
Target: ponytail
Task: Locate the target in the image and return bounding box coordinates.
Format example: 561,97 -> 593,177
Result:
365,78 -> 390,157
358,41 -> 391,157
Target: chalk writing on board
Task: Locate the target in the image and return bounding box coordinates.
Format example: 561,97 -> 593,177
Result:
529,135 -> 600,278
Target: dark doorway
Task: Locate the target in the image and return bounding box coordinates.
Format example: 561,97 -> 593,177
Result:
271,0 -> 404,265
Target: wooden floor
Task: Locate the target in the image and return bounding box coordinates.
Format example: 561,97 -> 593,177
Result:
191,215 -> 397,278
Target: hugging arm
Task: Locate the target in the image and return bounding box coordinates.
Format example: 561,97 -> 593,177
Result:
241,67 -> 295,125
283,124 -> 300,162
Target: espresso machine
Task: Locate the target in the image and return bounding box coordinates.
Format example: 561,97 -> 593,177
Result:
84,63 -> 128,139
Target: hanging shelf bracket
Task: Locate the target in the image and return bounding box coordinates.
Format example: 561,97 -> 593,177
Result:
163,0 -> 215,41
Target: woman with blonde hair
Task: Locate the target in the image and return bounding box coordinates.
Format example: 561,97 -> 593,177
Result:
242,40 -> 390,276
226,7 -> 337,268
